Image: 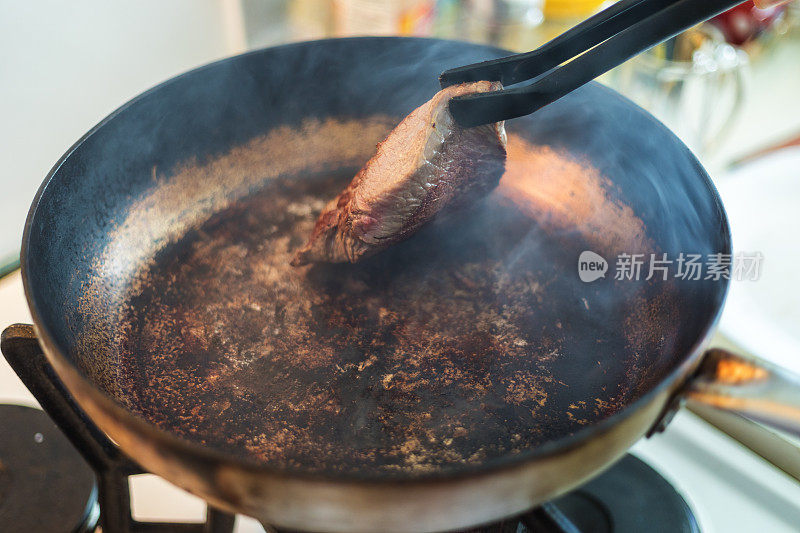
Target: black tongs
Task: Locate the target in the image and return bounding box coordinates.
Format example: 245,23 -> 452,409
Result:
440,0 -> 744,127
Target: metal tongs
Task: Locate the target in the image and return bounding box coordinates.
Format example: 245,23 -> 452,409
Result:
440,0 -> 744,127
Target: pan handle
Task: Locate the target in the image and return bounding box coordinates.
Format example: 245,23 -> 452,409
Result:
684,348 -> 800,436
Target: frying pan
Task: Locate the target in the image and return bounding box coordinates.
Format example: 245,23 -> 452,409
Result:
3,37 -> 800,533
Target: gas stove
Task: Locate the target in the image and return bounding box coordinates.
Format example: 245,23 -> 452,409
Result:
0,404 -> 695,533
1,271 -> 799,533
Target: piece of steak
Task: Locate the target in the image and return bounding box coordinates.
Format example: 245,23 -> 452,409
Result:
291,81 -> 507,266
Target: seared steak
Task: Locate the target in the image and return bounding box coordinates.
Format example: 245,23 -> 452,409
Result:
291,81 -> 507,266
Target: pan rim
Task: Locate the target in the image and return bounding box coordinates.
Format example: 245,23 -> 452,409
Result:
20,36 -> 731,484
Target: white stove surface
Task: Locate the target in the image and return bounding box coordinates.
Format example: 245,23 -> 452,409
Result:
1,271 -> 799,533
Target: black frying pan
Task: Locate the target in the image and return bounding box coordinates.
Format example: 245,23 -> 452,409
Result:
3,37 -> 798,533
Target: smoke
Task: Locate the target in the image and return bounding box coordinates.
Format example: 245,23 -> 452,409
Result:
28,38 -> 727,459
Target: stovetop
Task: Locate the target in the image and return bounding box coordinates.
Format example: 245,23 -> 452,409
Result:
2,270 -> 799,533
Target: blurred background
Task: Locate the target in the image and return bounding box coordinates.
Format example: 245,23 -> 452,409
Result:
1,0 -> 799,273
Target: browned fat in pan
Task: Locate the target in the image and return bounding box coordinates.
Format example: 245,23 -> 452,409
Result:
86,131 -> 680,477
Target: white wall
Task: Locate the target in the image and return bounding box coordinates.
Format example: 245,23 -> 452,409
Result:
0,0 -> 246,261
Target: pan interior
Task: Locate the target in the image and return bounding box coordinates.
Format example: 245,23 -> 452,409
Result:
75,121 -> 695,477
23,39 -> 727,479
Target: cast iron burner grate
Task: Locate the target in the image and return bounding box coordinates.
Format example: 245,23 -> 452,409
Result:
2,336 -> 698,533
2,334 -> 236,533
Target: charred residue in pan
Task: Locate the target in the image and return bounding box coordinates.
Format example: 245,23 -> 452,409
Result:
77,123 -> 679,476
